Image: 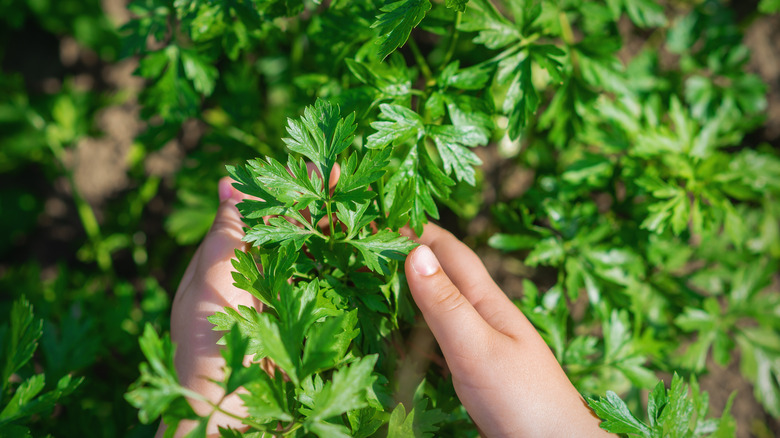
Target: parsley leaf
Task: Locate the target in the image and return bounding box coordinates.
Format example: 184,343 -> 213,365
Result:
589,390 -> 651,435
371,0 -> 431,60
125,325 -> 199,425
366,103 -> 424,149
605,0 -> 666,28
425,125 -> 483,185
1,297 -> 42,393
347,229 -> 417,274
244,217 -> 315,250
283,99 -> 357,181
302,355 -> 378,422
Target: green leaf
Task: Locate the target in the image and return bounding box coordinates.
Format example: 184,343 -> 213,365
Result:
588,391 -> 650,435
308,420 -> 352,438
165,188 -> 218,245
385,143 -> 455,235
230,250 -> 274,310
562,154 -> 613,185
220,325 -> 265,395
248,156 -> 322,209
180,49 -> 218,96
347,229 -> 418,274
386,397 -> 445,438
445,0 -> 468,12
137,45 -> 200,121
283,99 -> 357,176
646,379 -> 667,428
222,281 -> 324,387
606,0 -> 666,28
240,371 -> 292,422
227,164 -> 286,218
336,201 -> 377,241
387,403 -> 413,437
488,233 -> 538,251
459,0 -> 519,50
371,0 -> 432,60
656,374 -> 695,437
366,104 -> 424,149
250,312 -> 301,383
426,125 -> 483,186
125,324 -> 195,424
347,408 -> 384,438
498,50 -> 538,139
525,237 -> 564,266
244,217 -> 314,250
345,56 -> 413,99
303,355 -> 378,422
736,328 -> 780,416
0,373 -> 82,425
760,0 -> 780,13
0,374 -> 44,423
302,310 -> 360,377
333,148 -> 390,206
1,297 -> 42,393
210,305 -> 268,360
444,95 -> 494,142
258,280 -> 324,384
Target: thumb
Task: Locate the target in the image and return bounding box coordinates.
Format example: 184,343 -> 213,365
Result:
200,177 -> 250,267
405,245 -> 496,364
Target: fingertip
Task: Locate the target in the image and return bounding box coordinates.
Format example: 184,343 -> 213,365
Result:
409,245 -> 440,277
329,163 -> 341,189
218,176 -> 244,204
405,247 -> 494,364
218,177 -> 233,202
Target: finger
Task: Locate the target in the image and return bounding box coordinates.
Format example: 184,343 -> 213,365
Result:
302,163 -> 340,227
329,162 -> 340,191
176,178 -> 245,295
168,177 -> 259,436
405,245 -> 498,367
412,223 -> 530,339
304,162 -> 340,190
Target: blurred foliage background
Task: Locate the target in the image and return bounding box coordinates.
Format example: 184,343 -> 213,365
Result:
0,0 -> 779,436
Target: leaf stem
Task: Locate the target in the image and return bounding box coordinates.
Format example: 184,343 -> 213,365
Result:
376,177 -> 386,220
280,422 -> 303,436
209,402 -> 270,431
470,34 -> 540,70
558,11 -> 579,71
407,38 -> 434,86
326,200 -> 336,244
42,120 -> 112,273
441,11 -> 462,69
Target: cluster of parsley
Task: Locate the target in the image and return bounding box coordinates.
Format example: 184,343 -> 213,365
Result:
123,0 -> 780,436
126,100 -> 460,436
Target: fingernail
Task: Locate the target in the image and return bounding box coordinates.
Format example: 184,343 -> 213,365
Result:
218,178 -> 232,202
411,245 -> 440,277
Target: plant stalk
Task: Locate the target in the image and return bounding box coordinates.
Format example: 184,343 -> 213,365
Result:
408,38 -> 434,86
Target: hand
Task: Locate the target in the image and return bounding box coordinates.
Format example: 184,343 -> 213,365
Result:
404,224 -> 613,437
165,176 -> 610,437
161,177 -> 258,437
163,168 -> 337,437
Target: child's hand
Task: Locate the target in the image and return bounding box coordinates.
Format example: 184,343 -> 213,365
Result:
164,176 -> 612,437
405,224 -> 613,437
163,177 -> 258,437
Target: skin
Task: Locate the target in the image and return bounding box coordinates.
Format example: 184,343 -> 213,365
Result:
404,230 -> 613,437
161,177 -> 613,437
162,178 -> 257,437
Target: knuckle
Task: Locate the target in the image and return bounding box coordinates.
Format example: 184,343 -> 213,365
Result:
431,283 -> 468,314
211,211 -> 245,235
